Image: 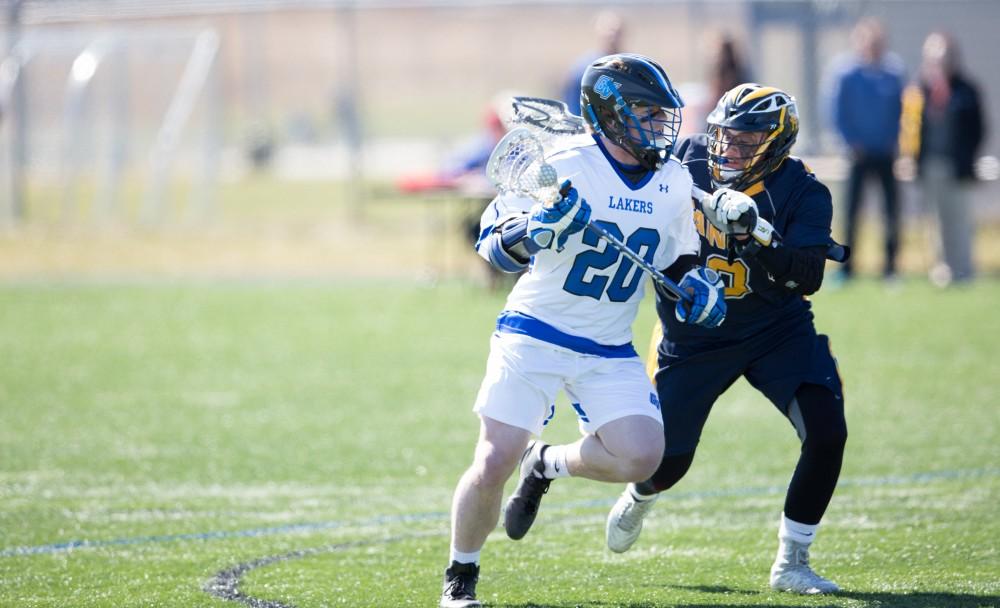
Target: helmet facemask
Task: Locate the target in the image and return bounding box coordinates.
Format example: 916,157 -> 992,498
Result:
708,127 -> 776,190
592,100 -> 681,171
580,54 -> 685,171
619,103 -> 682,170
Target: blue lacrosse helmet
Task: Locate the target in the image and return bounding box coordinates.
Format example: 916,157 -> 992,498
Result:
580,53 -> 684,170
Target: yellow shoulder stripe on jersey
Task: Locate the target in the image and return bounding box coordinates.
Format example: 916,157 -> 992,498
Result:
742,181 -> 766,197
646,322 -> 663,381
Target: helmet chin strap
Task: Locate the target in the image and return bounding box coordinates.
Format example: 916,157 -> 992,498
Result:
712,169 -> 766,195
599,132 -> 649,170
638,149 -> 663,171
617,135 -> 663,171
622,145 -> 661,171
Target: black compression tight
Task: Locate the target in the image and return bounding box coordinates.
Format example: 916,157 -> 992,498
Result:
633,452 -> 693,496
634,383 -> 847,526
783,383 -> 847,524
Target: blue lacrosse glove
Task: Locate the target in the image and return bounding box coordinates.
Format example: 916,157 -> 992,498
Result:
528,180 -> 592,252
675,267 -> 726,328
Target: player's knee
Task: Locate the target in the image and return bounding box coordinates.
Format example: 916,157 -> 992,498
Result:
646,451 -> 695,493
807,418 -> 847,454
470,443 -> 522,488
796,384 -> 848,455
618,443 -> 664,481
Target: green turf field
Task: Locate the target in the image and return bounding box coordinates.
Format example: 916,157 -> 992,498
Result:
1,279 -> 998,607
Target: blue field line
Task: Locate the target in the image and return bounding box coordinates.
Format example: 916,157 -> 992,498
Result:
3,466 -> 997,558
0,512 -> 446,557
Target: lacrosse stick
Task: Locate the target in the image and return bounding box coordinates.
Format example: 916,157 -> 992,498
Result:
486,126 -> 691,303
691,185 -> 711,205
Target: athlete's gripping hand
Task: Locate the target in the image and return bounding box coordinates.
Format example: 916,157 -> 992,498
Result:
704,188 -> 774,247
528,180 -> 592,252
675,267 -> 726,328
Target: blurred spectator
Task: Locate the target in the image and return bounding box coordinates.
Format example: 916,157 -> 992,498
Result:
398,110 -> 505,197
829,18 -> 905,282
246,124 -> 275,171
680,32 -> 750,137
901,32 -> 986,286
395,92 -> 514,288
708,33 -> 750,108
560,11 -> 624,116
397,92 -> 512,195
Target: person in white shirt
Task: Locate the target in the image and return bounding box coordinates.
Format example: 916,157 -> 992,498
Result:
439,53 -> 727,608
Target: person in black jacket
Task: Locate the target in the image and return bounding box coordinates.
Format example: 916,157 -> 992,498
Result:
904,31 -> 987,285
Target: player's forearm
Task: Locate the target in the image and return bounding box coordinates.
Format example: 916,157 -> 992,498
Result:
748,244 -> 827,295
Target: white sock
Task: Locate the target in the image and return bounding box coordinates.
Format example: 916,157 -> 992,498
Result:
450,547 -> 480,565
779,512 -> 819,546
628,483 -> 657,502
542,445 -> 571,478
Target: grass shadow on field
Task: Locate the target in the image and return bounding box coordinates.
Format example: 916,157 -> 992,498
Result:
494,589 -> 1000,608
496,603 -> 809,608
659,584 -> 1000,607
836,591 -> 1000,608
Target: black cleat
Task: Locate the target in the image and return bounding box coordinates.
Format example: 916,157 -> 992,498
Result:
439,561 -> 481,608
503,441 -> 552,540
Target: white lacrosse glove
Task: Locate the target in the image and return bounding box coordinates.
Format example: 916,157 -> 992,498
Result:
704,188 -> 774,247
527,180 -> 592,251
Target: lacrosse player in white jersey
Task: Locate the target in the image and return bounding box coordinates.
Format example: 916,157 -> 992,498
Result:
439,54 -> 727,608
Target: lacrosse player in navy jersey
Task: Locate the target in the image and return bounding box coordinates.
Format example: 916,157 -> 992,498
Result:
605,83 -> 849,595
439,54 -> 727,608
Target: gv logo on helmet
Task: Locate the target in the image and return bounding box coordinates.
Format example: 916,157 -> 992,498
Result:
594,75 -> 620,100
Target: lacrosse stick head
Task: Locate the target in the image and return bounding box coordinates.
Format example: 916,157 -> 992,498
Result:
486,127 -> 561,205
510,96 -> 587,138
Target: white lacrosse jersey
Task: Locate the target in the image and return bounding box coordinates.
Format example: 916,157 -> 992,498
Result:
477,137 -> 699,354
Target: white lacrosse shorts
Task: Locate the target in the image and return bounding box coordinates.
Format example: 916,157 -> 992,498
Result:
473,332 -> 663,436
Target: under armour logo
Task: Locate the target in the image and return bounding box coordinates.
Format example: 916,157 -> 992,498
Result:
659,184 -> 669,193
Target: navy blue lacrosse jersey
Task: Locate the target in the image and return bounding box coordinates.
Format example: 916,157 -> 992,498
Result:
658,134 -> 835,348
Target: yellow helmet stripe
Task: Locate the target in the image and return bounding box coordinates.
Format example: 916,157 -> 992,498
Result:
739,106 -> 789,191
729,83 -> 757,104
740,86 -> 781,103
766,106 -> 787,143
747,105 -> 784,167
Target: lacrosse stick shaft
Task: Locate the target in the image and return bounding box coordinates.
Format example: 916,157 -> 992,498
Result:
583,222 -> 691,303
691,185 -> 711,205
